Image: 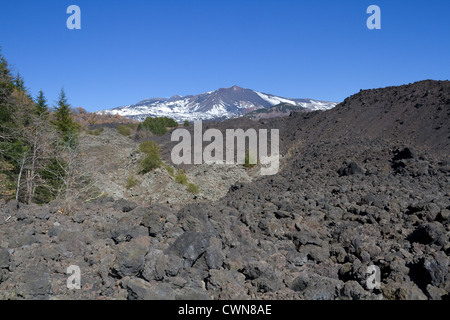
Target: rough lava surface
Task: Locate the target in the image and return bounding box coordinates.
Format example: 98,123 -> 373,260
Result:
0,80 -> 449,300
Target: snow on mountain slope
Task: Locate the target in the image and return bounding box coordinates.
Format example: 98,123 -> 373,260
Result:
99,86 -> 337,122
254,91 -> 297,106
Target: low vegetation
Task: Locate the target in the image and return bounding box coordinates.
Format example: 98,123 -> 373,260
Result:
137,116 -> 178,136
163,164 -> 175,177
117,124 -> 131,137
186,182 -> 199,194
137,143 -> 199,194
174,168 -> 188,185
138,141 -> 162,174
86,127 -> 104,136
173,168 -> 200,194
126,175 -> 138,190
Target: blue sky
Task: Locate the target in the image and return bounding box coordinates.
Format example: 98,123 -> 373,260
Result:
0,0 -> 449,112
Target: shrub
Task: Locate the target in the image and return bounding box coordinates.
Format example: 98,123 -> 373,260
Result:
171,167 -> 198,194
134,127 -> 153,140
140,153 -> 161,174
126,176 -> 138,190
138,141 -> 162,174
164,164 -> 175,177
175,169 -> 188,185
183,120 -> 190,127
139,141 -> 160,155
117,125 -> 131,136
186,182 -> 199,194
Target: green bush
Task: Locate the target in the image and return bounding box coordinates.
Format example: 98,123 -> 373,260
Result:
186,183 -> 199,194
164,164 -> 175,177
183,120 -> 190,127
140,153 -> 161,174
117,125 -> 131,136
138,141 -> 162,174
175,169 -> 188,185
173,168 -> 199,195
139,141 -> 160,155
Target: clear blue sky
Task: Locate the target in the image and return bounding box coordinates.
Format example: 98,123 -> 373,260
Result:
0,0 -> 449,112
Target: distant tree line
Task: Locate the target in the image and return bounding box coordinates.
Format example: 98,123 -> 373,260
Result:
73,107 -> 136,129
137,116 -> 179,136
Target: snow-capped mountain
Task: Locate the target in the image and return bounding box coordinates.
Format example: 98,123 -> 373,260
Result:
99,85 -> 337,122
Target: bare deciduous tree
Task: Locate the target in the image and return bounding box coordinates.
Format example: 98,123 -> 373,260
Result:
43,134 -> 100,213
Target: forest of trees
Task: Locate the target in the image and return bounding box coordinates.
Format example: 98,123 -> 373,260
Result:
138,116 -> 179,136
0,49 -> 92,209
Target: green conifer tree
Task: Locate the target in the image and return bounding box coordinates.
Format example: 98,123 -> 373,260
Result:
35,90 -> 49,117
53,88 -> 78,145
13,73 -> 26,92
0,51 -> 14,125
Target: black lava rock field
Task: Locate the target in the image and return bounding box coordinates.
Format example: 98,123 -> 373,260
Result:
0,80 -> 448,300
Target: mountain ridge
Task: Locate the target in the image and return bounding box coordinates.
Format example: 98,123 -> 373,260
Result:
99,85 -> 337,122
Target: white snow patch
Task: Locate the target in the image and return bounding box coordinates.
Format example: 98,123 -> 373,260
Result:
254,91 -> 296,106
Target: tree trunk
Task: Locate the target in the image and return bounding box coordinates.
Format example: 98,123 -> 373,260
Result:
27,132 -> 39,204
15,153 -> 26,201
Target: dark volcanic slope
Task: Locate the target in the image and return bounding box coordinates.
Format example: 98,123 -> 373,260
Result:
296,80 -> 450,155
157,80 -> 449,167
0,80 -> 448,300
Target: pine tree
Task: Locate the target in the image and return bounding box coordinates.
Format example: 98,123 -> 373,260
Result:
0,52 -> 28,200
13,73 -> 26,92
35,90 -> 49,117
53,88 -> 78,144
0,50 -> 14,125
